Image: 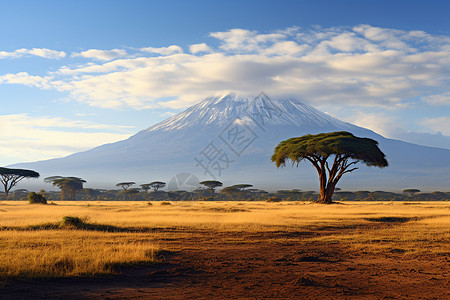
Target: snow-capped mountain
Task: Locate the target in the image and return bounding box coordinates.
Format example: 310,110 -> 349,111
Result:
11,93 -> 450,191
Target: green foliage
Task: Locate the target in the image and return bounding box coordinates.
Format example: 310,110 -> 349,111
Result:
403,189 -> 421,196
149,181 -> 166,192
44,176 -> 86,200
0,167 -> 40,200
140,184 -> 151,192
141,181 -> 166,192
272,131 -> 388,204
116,182 -> 135,190
167,191 -> 192,201
199,180 -> 223,192
83,188 -> 101,199
60,216 -> 85,228
120,188 -> 140,200
271,131 -> 388,168
230,184 -> 253,191
27,192 -> 47,204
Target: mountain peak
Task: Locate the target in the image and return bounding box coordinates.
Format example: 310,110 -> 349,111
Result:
144,92 -> 352,133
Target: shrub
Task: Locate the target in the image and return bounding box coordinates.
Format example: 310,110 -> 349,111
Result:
160,201 -> 172,206
28,192 -> 47,204
147,202 -> 153,206
266,197 -> 282,203
60,216 -> 85,228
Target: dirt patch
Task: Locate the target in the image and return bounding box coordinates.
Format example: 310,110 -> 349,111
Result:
365,216 -> 418,223
1,225 -> 448,299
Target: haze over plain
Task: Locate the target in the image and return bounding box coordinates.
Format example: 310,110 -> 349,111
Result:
1,0 -> 449,190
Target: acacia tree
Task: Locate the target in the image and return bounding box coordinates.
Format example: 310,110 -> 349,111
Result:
0,167 -> 40,200
231,184 -> 253,191
271,131 -> 388,204
116,182 -> 135,200
140,184 -> 151,193
44,176 -> 86,200
199,180 -> 223,194
221,184 -> 253,200
402,189 -> 421,197
220,186 -> 240,200
149,181 -> 166,192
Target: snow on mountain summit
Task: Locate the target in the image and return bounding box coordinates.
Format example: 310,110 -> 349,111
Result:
10,92 -> 450,190
144,92 -> 352,133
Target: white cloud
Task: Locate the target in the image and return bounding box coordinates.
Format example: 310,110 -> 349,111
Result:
140,45 -> 183,55
262,41 -> 309,56
421,117 -> 450,135
0,114 -> 133,164
0,114 -> 134,130
71,49 -> 128,61
189,43 -> 213,54
0,48 -> 65,59
421,93 -> 450,105
0,72 -> 52,88
210,29 -> 287,53
339,110 -> 450,150
342,111 -> 397,137
1,25 -> 449,111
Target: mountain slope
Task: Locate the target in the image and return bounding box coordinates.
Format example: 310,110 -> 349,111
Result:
11,93 -> 450,190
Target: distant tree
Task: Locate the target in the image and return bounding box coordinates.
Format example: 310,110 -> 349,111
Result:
12,189 -> 29,200
83,188 -> 101,200
0,167 -> 40,200
231,184 -> 253,191
220,186 -> 240,200
121,188 -> 140,200
116,182 -> 135,200
44,176 -> 86,200
116,182 -> 135,190
402,189 -> 421,197
28,192 -> 47,204
140,184 -> 151,193
149,181 -> 166,192
354,191 -> 371,200
221,184 -> 253,200
272,132 -> 388,204
199,180 -> 223,194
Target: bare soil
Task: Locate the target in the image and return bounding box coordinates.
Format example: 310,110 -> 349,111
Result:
1,224 -> 448,299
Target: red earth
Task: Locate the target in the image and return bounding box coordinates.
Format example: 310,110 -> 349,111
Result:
1,226 -> 448,299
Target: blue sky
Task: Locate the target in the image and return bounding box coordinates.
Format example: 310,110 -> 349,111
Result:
1,0 -> 450,166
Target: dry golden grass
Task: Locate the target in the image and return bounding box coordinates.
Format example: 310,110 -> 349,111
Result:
0,230 -> 158,279
0,200 -> 448,279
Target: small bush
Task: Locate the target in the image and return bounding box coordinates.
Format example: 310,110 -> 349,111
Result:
28,192 -> 47,204
266,197 -> 282,203
146,202 -> 153,206
60,216 -> 85,228
160,201 -> 172,206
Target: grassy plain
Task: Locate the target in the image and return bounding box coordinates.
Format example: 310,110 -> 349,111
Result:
0,200 -> 448,298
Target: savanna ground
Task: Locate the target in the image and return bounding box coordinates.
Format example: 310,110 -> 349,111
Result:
0,200 -> 448,299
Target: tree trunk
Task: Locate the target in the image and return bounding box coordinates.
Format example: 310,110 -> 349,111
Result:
2,183 -> 8,201
316,170 -> 333,204
317,191 -> 333,204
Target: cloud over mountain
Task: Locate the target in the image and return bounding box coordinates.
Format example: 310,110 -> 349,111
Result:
0,48 -> 66,59
0,25 -> 448,110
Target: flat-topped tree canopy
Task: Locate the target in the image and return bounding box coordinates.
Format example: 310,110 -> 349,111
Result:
272,131 -> 388,168
272,131 -> 388,204
199,180 -> 223,192
149,181 -> 166,192
44,176 -> 86,200
116,182 -> 135,190
0,167 -> 40,200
